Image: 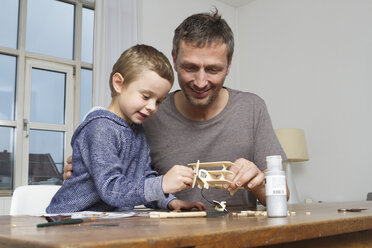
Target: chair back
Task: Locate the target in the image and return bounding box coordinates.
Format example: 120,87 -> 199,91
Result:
10,185 -> 61,216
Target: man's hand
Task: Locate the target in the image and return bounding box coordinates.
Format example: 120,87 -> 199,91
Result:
63,155 -> 73,181
168,199 -> 206,211
162,165 -> 194,193
225,158 -> 266,205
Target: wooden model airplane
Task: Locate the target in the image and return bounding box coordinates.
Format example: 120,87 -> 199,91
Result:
187,160 -> 244,196
188,160 -> 235,190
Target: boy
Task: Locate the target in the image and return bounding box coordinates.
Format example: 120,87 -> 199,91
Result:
47,45 -> 205,213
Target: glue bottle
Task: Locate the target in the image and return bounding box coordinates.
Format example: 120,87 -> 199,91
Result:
265,155 -> 287,217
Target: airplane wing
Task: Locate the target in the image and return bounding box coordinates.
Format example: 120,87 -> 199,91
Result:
206,178 -> 232,184
208,170 -> 234,176
188,161 -> 234,168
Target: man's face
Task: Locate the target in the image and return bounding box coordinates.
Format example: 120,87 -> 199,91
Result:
173,41 -> 231,107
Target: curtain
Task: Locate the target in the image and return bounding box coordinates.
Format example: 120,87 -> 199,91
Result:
92,0 -> 138,107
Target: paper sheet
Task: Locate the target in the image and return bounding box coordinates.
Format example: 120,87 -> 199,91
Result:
43,211 -> 137,219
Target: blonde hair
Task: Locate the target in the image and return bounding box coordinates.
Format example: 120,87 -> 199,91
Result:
109,44 -> 174,97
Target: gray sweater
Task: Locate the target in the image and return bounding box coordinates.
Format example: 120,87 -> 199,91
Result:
47,108 -> 174,213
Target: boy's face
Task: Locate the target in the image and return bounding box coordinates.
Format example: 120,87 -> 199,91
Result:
114,70 -> 171,124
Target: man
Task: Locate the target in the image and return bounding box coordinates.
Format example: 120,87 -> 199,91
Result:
64,9 -> 287,208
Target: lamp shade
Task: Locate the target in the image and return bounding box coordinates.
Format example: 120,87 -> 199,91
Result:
275,128 -> 309,162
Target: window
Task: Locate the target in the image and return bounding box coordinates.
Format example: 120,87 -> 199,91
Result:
82,8 -> 94,64
0,55 -> 16,121
0,0 -> 18,49
80,69 -> 93,122
26,0 -> 75,60
0,0 -> 94,192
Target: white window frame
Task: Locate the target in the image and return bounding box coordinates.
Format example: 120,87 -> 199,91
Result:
20,59 -> 74,186
0,0 -> 94,193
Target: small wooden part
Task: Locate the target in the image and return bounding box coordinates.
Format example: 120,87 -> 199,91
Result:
213,200 -> 227,212
229,187 -> 242,196
191,160 -> 200,188
234,210 -> 267,217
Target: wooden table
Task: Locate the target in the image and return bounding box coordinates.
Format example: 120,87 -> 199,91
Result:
0,201 -> 372,248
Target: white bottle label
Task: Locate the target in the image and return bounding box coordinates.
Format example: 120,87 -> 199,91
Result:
265,175 -> 286,196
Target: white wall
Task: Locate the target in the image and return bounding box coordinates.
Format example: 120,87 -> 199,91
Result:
139,0 -> 239,92
140,0 -> 372,203
237,0 -> 372,202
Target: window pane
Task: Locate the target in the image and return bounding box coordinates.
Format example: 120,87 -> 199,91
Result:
80,69 -> 92,122
0,0 -> 19,49
0,55 -> 16,121
26,0 -> 74,59
82,8 -> 94,63
29,129 -> 63,185
30,68 -> 66,124
0,127 -> 14,190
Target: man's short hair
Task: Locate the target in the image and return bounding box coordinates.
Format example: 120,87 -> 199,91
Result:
109,44 -> 174,97
173,8 -> 234,63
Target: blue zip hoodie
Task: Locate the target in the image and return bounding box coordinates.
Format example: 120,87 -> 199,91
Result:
47,108 -> 175,213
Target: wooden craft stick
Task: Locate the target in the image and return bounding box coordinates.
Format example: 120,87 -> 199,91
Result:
149,211 -> 207,218
229,187 -> 244,196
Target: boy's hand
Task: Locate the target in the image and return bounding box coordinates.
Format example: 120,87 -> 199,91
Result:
168,199 -> 206,211
162,165 -> 194,193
